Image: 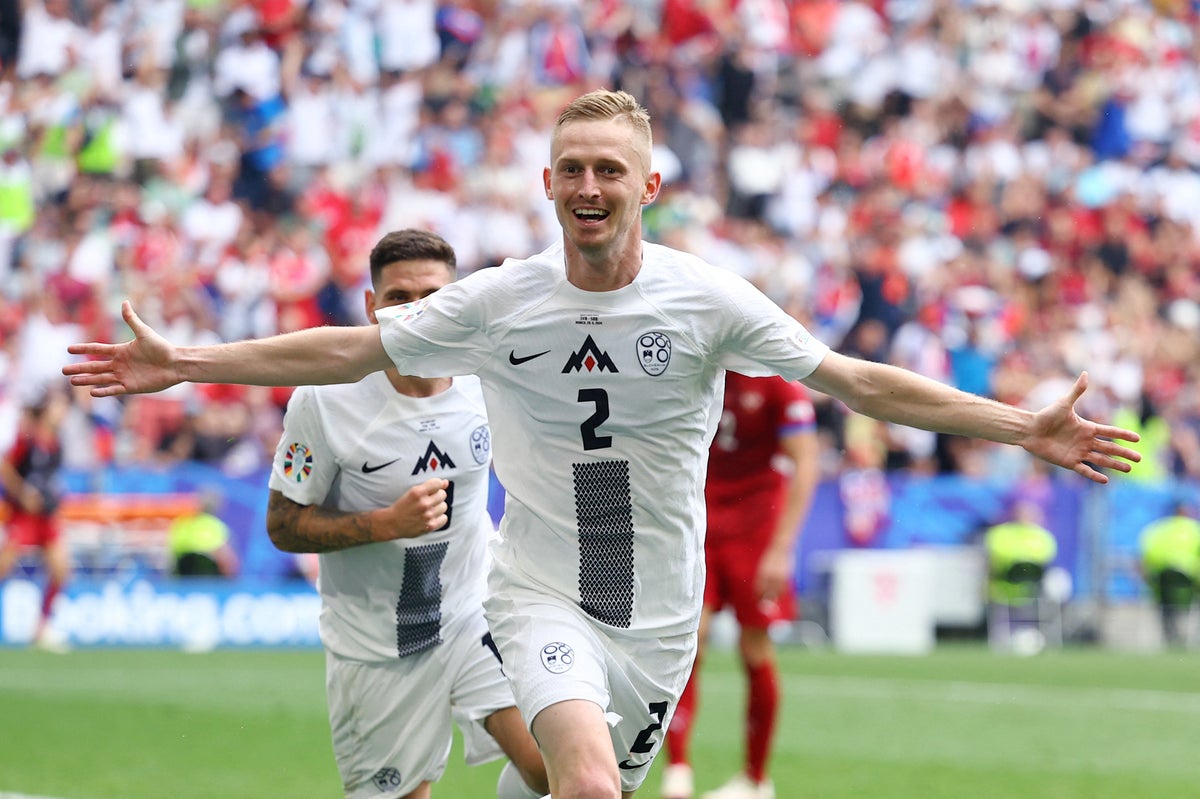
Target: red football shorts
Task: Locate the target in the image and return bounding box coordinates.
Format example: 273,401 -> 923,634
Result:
4,509 -> 61,548
702,535 -> 796,629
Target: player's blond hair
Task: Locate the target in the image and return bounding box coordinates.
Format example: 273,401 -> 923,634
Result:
554,89 -> 653,172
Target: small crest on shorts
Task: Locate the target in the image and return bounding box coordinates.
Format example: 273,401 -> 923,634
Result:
470,424 -> 491,464
371,767 -> 402,792
283,443 -> 313,481
540,641 -> 574,674
636,331 -> 671,376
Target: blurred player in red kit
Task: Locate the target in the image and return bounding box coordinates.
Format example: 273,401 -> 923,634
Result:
0,388 -> 72,652
663,373 -> 819,799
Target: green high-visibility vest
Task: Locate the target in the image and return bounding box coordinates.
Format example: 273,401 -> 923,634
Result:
0,172 -> 34,233
1140,516 -> 1200,579
168,513 -> 230,558
985,521 -> 1057,604
77,119 -> 119,174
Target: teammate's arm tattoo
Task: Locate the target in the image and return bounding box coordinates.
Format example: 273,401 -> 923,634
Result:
266,490 -> 381,553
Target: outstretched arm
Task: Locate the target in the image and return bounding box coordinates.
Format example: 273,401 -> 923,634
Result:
63,301 -> 394,396
803,351 -> 1140,484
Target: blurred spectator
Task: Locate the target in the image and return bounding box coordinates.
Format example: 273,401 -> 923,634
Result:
983,500 -> 1058,653
168,489 -> 239,577
435,0 -> 484,70
528,2 -> 590,89
0,142 -> 35,258
228,87 -> 287,210
16,0 -> 82,82
985,501 -> 1057,602
1137,500 -> 1200,649
213,21 -> 280,103
181,175 -> 244,272
377,0 -> 440,75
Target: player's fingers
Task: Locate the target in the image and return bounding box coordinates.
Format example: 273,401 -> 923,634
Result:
1093,425 -> 1142,447
63,359 -> 115,375
89,383 -> 129,398
1073,462 -> 1108,485
1091,437 -> 1141,463
67,371 -> 116,387
1067,371 -> 1088,403
65,343 -> 115,358
1087,451 -> 1135,474
420,477 -> 449,494
123,301 -> 151,336
426,511 -> 448,531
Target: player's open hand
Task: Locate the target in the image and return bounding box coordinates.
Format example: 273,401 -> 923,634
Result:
1019,372 -> 1141,484
754,544 -> 794,603
63,301 -> 180,397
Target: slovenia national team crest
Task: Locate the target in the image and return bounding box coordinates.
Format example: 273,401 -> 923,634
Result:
636,331 -> 671,376
470,424 -> 491,464
283,442 -> 313,481
371,767 -> 402,792
540,642 -> 574,673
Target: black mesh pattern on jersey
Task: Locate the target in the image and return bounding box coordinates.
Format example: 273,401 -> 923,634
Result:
574,459 -> 635,628
395,540 -> 449,657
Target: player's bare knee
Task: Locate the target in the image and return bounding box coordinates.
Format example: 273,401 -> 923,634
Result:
551,766 -> 621,799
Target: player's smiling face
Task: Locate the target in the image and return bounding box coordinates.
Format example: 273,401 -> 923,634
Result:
366,259 -> 452,321
544,117 -> 661,261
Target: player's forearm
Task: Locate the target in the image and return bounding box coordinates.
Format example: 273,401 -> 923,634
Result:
266,491 -> 394,553
767,431 -> 820,553
769,465 -> 818,555
177,326 -> 392,387
808,353 -> 1029,445
0,463 -> 27,501
0,463 -> 18,495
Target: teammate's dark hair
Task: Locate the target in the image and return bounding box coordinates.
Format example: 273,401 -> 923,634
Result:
369,229 -> 457,288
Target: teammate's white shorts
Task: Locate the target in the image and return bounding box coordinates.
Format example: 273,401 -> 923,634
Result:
325,612 -> 514,799
485,582 -> 697,793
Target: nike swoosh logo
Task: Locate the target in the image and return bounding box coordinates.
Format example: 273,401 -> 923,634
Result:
361,458 -> 401,474
508,349 -> 550,365
618,759 -> 650,770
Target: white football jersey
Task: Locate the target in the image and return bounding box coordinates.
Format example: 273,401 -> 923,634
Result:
377,241 -> 829,637
269,371 -> 494,662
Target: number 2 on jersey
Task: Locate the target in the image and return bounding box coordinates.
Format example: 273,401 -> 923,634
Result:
578,388 -> 612,450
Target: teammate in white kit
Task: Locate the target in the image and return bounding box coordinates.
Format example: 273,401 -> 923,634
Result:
264,229 -> 547,799
66,90 -> 1142,799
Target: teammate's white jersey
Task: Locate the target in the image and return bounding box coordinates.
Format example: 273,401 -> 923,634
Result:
269,372 -> 493,662
377,241 -> 829,637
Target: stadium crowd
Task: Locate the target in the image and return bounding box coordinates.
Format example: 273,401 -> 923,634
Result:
1,0 -> 1198,487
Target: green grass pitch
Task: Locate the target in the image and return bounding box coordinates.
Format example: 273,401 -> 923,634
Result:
1,645 -> 1197,798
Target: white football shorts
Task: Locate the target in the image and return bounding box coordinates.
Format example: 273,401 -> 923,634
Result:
325,612 -> 514,799
485,584 -> 697,793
